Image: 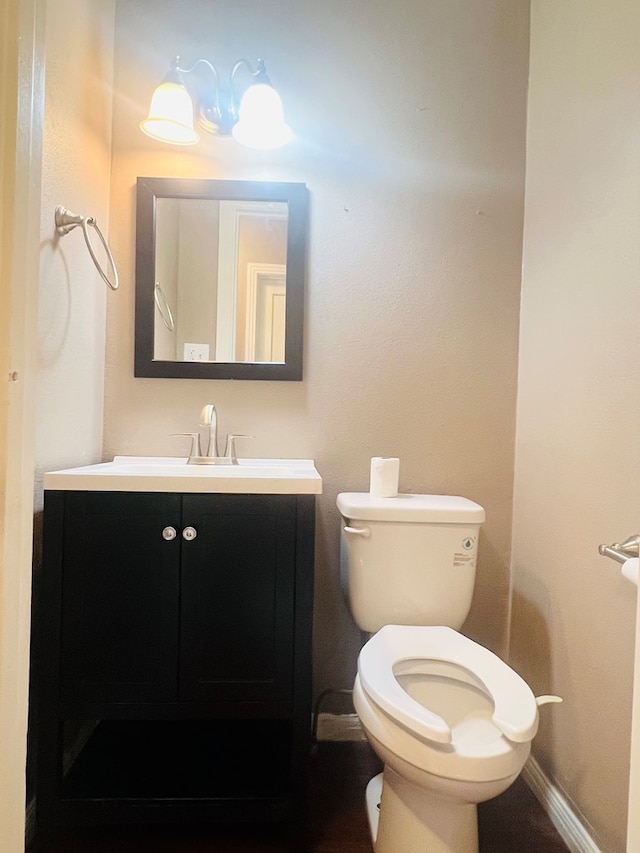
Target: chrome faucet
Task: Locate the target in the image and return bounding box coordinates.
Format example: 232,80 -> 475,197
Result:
199,404 -> 219,458
173,404 -> 250,464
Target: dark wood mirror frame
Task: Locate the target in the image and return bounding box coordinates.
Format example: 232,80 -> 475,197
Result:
134,177 -> 308,380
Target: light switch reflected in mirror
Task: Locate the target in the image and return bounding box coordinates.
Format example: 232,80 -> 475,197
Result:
135,178 -> 308,380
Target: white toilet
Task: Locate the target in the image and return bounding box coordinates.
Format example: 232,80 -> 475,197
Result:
337,491 -> 544,853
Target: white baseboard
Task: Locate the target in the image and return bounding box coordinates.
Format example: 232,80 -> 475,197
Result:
522,756 -> 602,853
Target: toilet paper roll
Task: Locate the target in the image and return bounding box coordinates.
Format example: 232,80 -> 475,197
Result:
369,457 -> 400,498
622,557 -> 639,587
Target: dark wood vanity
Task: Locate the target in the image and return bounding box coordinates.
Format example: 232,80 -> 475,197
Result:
34,486 -> 316,845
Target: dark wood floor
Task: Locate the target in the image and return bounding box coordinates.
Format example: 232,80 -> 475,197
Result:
33,742 -> 569,852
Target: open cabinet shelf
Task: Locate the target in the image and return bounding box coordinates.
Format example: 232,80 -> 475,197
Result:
61,719 -> 293,803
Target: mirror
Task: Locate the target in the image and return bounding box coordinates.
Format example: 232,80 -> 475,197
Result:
135,177 -> 308,380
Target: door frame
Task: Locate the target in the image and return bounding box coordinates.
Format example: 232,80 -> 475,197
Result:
244,262 -> 286,362
628,590 -> 640,850
0,0 -> 43,850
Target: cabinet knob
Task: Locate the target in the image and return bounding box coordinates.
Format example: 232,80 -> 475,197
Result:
182,526 -> 198,541
162,526 -> 177,541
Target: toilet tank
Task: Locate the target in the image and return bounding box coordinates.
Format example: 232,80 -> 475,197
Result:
337,493 -> 485,633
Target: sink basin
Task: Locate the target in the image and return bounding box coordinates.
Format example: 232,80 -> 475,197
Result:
44,456 -> 323,495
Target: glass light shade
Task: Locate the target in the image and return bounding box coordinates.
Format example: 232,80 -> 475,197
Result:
140,81 -> 200,145
231,83 -> 293,150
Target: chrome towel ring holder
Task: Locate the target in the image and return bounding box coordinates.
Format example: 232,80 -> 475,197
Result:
154,283 -> 175,331
54,205 -> 120,291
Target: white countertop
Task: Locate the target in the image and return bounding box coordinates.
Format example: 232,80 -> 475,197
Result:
44,456 -> 323,495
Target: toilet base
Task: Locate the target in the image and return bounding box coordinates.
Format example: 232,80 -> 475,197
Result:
365,773 -> 383,841
370,767 -> 479,853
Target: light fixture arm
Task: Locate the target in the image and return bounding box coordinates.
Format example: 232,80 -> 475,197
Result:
230,57 -> 270,86
173,56 -> 271,136
171,56 -> 224,133
173,55 -> 219,80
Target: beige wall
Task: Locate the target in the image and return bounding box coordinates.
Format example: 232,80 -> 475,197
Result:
511,1 -> 640,850
105,0 -> 530,694
34,0 -> 115,503
176,200 -> 219,360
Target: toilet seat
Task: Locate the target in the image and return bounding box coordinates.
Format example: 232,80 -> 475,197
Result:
358,625 -> 538,745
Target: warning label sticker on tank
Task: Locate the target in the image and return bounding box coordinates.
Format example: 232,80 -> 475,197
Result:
453,537 -> 476,567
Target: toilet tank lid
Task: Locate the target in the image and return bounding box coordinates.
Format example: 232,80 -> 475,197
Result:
336,492 -> 485,523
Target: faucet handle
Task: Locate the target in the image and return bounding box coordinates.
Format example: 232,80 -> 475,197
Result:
224,434 -> 252,465
171,432 -> 202,458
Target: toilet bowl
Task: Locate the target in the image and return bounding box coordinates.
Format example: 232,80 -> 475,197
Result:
354,625 -> 538,853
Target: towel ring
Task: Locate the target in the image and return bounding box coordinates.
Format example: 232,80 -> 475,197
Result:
55,205 -> 120,291
154,283 -> 175,331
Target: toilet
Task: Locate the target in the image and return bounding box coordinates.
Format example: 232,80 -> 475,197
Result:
337,491 -> 545,853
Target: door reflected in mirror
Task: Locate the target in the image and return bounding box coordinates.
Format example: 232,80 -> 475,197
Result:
135,178 -> 308,381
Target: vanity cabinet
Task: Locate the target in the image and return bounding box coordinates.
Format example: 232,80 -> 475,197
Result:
35,489 -> 316,844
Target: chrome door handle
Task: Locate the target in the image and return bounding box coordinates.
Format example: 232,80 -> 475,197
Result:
162,526 -> 177,541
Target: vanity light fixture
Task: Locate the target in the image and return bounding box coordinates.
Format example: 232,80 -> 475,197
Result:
140,56 -> 292,150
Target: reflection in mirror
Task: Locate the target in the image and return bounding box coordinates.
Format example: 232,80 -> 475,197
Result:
154,198 -> 288,363
135,178 -> 308,380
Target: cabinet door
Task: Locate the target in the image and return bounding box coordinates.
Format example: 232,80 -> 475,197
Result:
60,492 -> 181,703
179,495 -> 296,703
